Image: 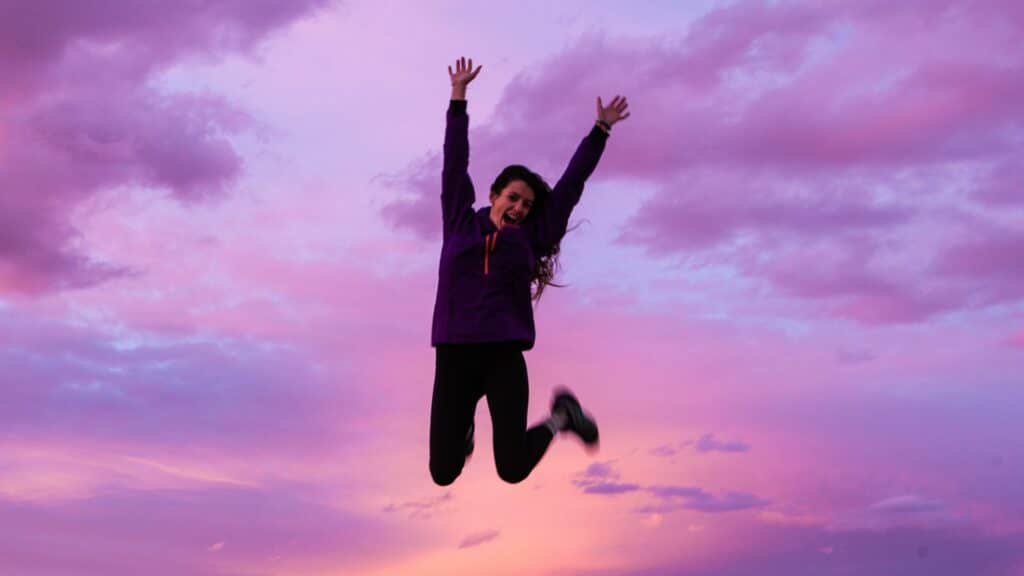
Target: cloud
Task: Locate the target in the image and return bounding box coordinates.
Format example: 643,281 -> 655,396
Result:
585,482 -> 644,495
651,434 -> 748,457
695,433 -> 750,453
457,529 -> 500,549
572,462 -> 767,513
642,486 -> 769,514
0,307 -> 353,455
572,461 -> 643,495
972,159 -> 1024,206
649,444 -> 679,458
869,494 -> 945,515
0,0 -> 333,295
576,461 -> 621,481
382,492 -> 453,520
829,494 -> 964,532
1009,330 -> 1024,349
930,229 -> 1024,308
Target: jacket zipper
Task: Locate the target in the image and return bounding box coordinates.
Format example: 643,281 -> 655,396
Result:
484,231 -> 497,275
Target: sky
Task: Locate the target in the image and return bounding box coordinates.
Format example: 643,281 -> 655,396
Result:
1,0 -> 1023,574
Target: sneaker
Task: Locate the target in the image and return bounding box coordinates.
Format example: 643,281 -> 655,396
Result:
465,422 -> 475,458
551,388 -> 599,446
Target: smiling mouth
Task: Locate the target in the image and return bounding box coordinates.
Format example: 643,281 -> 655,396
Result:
503,214 -> 520,224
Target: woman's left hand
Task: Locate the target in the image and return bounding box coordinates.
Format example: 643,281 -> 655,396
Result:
597,95 -> 630,127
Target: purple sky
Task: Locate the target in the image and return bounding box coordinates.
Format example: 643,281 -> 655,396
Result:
1,1 -> 1022,574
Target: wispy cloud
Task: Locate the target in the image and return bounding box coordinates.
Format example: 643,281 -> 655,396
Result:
457,529 -> 500,549
829,494 -> 964,532
650,434 -> 748,457
642,486 -> 769,514
572,461 -> 643,495
573,462 -> 768,513
382,492 -> 453,520
695,433 -> 750,453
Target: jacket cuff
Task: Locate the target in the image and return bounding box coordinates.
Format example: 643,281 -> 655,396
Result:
588,124 -> 610,141
448,99 -> 467,115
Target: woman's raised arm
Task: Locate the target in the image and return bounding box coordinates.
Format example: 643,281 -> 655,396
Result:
534,95 -> 630,248
441,57 -> 483,238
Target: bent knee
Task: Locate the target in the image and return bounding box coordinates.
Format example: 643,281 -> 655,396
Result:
430,461 -> 462,486
496,465 -> 529,485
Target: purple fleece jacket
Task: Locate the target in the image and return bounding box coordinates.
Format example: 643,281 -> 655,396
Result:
431,99 -> 608,351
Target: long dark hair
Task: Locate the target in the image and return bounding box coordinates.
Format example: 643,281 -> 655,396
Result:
490,165 -> 571,303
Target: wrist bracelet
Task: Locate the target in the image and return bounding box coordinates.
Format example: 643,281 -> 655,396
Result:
596,120 -> 611,130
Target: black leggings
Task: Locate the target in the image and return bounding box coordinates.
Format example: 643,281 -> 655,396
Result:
430,342 -> 554,485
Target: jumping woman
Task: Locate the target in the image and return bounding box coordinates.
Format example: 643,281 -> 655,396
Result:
430,56 -> 630,486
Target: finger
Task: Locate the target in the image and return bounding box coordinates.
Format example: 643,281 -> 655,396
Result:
620,112 -> 631,121
448,65 -> 453,76
471,64 -> 482,79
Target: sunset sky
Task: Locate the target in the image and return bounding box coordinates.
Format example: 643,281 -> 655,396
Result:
2,0 -> 1023,574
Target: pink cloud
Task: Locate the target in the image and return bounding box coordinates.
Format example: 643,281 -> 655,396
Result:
617,171 -> 911,252
974,160 -> 1024,205
1009,330 -> 1024,349
0,0 -> 332,295
931,229 -> 1024,307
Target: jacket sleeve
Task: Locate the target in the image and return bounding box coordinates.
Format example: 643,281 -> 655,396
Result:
533,124 -> 609,250
441,99 -> 475,239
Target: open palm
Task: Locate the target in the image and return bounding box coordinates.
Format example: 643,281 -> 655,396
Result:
597,95 -> 630,126
448,57 -> 482,87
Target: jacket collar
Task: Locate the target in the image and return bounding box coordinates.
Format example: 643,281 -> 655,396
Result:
477,206 -> 497,233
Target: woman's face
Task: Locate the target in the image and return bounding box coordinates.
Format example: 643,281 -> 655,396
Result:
489,180 -> 535,230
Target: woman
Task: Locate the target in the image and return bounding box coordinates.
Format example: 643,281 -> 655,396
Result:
430,56 -> 629,486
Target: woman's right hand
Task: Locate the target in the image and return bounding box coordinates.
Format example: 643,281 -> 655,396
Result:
448,56 -> 482,88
